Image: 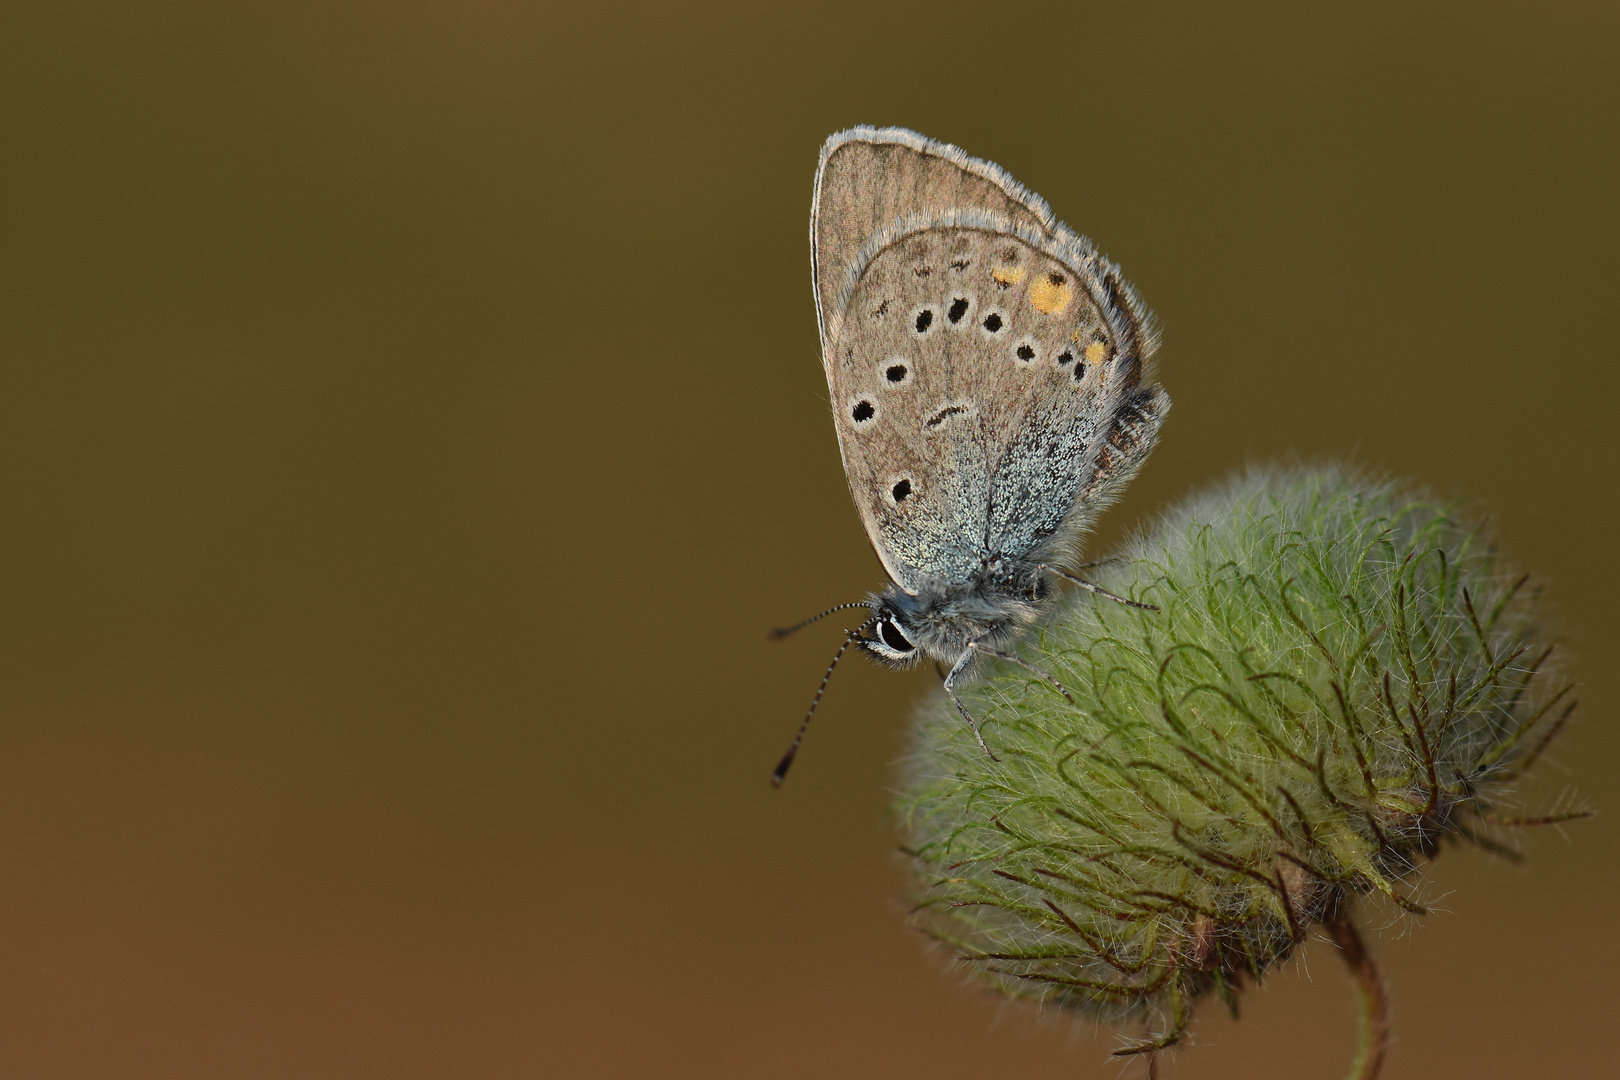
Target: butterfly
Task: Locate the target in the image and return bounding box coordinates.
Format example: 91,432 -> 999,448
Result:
772,127 -> 1169,785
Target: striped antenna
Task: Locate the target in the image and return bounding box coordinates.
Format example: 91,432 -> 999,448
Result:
768,601 -> 868,640
771,618 -> 876,787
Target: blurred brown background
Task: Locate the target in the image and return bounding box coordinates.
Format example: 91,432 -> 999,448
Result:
0,2 -> 1614,1077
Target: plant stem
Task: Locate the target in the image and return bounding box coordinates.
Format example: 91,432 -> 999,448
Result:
1327,913 -> 1388,1080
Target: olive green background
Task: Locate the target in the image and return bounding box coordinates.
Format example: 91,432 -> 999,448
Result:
0,2 -> 1614,1077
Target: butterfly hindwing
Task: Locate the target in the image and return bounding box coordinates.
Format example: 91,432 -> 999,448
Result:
826,222 -> 1148,591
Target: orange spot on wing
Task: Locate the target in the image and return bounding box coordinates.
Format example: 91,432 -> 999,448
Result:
992,266 -> 1025,289
1027,273 -> 1073,315
1084,342 -> 1109,364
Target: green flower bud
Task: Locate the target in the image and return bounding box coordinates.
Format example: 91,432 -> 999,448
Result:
895,468 -> 1582,1074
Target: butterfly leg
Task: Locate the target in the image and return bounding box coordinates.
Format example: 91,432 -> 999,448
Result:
942,650 -> 999,761
1039,563 -> 1159,612
966,641 -> 1075,705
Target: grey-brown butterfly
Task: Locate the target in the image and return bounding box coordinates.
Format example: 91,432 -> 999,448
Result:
772,127 -> 1169,785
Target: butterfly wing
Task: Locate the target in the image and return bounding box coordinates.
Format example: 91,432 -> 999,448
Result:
812,127 -> 1058,354
812,129 -> 1168,593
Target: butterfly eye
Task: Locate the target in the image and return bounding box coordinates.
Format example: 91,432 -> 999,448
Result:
879,617 -> 915,653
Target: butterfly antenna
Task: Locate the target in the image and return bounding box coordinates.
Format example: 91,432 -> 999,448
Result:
771,619 -> 874,787
768,601 -> 869,640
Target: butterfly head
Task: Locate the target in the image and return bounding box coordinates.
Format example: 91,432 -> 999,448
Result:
857,574 -> 1051,671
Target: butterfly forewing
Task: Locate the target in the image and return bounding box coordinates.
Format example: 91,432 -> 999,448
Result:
813,128 -> 1058,352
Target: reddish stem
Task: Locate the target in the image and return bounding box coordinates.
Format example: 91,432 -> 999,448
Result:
1327,913 -> 1388,1080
